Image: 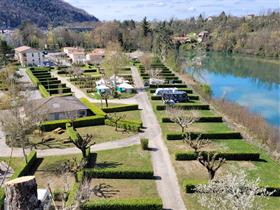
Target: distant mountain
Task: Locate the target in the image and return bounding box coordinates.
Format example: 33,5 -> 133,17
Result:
0,0 -> 98,28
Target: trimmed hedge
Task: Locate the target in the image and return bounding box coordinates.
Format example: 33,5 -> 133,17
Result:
150,88 -> 193,94
102,104 -> 139,113
149,84 -> 187,88
80,98 -> 106,116
38,84 -> 50,97
162,116 -> 223,123
47,87 -> 71,94
11,151 -> 38,179
105,119 -> 142,132
151,95 -> 198,101
41,116 -> 105,131
26,69 -> 39,85
175,152 -> 260,161
166,132 -> 242,140
84,168 -> 154,179
65,170 -> 84,207
0,188 -> 4,209
82,199 -> 163,210
156,104 -> 210,111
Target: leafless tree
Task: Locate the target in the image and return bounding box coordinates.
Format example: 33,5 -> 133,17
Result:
106,113 -> 126,131
60,158 -> 86,183
197,152 -> 226,180
139,53 -> 152,72
184,133 -> 211,153
100,91 -> 111,108
70,133 -> 95,159
166,107 -> 200,133
149,68 -> 162,80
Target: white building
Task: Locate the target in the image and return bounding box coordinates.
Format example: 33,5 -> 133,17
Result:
63,47 -> 86,64
86,48 -> 105,64
14,46 -> 43,67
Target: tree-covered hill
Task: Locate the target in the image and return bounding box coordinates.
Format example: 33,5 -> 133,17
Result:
0,0 -> 98,28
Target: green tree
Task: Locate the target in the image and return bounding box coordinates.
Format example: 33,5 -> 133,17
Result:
142,17 -> 151,37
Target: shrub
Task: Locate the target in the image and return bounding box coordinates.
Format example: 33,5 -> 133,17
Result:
84,168 -> 154,179
175,152 -> 260,161
102,104 -> 139,113
41,116 -> 105,131
105,119 -> 142,132
47,87 -> 71,94
183,180 -> 207,193
82,199 -> 163,210
166,132 -> 242,140
11,151 -> 37,179
156,104 -> 210,111
201,83 -> 212,98
141,138 -> 149,150
162,116 -> 223,123
80,98 -> 106,116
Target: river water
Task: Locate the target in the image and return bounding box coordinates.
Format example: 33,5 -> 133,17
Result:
184,52 -> 280,127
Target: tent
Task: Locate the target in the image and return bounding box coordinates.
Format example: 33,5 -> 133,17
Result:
96,84 -> 111,94
117,83 -> 134,93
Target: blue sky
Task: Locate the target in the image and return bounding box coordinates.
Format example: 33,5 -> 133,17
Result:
64,0 -> 279,21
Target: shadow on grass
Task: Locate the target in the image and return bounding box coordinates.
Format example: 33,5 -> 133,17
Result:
92,183 -> 120,198
95,161 -> 123,169
28,157 -> 43,175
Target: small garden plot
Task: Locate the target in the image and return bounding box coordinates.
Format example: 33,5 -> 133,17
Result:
90,179 -> 158,200
95,145 -> 153,173
28,125 -> 136,149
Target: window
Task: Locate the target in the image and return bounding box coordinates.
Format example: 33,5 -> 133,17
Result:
32,53 -> 34,57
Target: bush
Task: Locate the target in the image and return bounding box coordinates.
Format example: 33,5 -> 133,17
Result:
175,152 -> 260,161
84,168 -> 154,179
105,119 -> 142,132
41,116 -> 105,131
80,98 -> 106,116
11,151 -> 38,179
162,116 -> 223,123
149,84 -> 187,88
102,104 -> 139,113
183,180 -> 207,193
166,132 -> 242,140
38,84 -> 50,97
156,104 -> 210,111
0,188 -> 4,209
141,138 -> 149,150
82,199 -> 163,210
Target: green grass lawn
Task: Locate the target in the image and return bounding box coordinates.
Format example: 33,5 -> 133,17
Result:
90,179 -> 158,200
29,125 -> 136,149
95,145 -> 153,172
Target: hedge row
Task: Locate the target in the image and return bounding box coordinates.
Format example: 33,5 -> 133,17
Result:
0,188 -> 4,209
105,119 -> 142,132
149,84 -> 187,88
156,104 -> 210,111
38,84 -> 50,98
80,98 -> 106,116
66,123 -> 79,141
65,170 -> 85,207
175,152 -> 260,161
41,116 -> 105,131
151,94 -> 198,101
11,151 -> 38,179
47,87 -> 71,94
162,116 -> 223,123
183,180 -> 280,196
149,88 -> 193,94
166,132 -> 242,140
84,168 -> 154,179
102,104 -> 139,113
82,199 -> 163,210
26,69 -> 39,85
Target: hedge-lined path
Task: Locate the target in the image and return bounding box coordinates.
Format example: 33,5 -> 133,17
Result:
0,128 -> 140,157
52,71 -> 138,105
131,66 -> 187,210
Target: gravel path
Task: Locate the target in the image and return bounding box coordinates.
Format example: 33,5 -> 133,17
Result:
132,67 -> 186,210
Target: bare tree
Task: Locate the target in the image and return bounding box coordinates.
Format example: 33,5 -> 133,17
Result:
100,91 -> 111,108
139,53 -> 152,72
70,133 -> 95,159
195,170 -> 273,210
1,98 -> 46,163
106,113 -> 126,131
197,152 -> 226,180
184,133 -> 211,153
60,158 -> 86,183
166,107 -> 199,133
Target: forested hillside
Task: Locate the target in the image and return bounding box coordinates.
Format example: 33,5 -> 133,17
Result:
0,0 -> 98,28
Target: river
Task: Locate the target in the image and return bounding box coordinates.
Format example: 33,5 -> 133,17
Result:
184,52 -> 280,127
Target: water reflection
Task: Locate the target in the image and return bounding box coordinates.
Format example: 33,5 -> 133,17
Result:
184,52 -> 280,127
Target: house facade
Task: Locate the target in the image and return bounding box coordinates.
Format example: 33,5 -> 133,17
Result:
14,46 -> 43,67
86,48 -> 105,64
